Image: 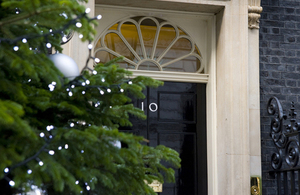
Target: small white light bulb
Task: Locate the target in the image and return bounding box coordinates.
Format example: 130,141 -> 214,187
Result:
39,161 -> 44,166
58,146 -> 62,150
128,81 -> 132,85
85,8 -> 91,13
97,15 -> 102,20
71,85 -> 75,88
4,168 -> 9,173
9,180 -> 15,186
49,150 -> 55,155
40,132 -> 45,138
22,38 -> 27,43
100,90 -> 104,95
107,89 -> 111,93
27,169 -> 32,174
75,180 -> 79,185
79,34 -> 83,39
65,144 -> 69,149
13,46 -> 19,51
95,58 -> 100,63
93,70 -> 97,75
68,92 -> 73,97
88,44 -> 93,49
86,186 -> 90,191
101,78 -> 105,82
82,91 -> 86,95
76,22 -> 82,28
70,123 -> 74,127
85,80 -> 90,85
82,82 -> 86,86
61,13 -> 68,19
120,89 -> 124,93
46,43 -> 52,48
62,36 -> 68,42
81,150 -> 84,153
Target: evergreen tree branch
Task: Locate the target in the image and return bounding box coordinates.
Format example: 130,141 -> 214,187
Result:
0,1 -> 179,194
0,5 -> 75,27
0,13 -> 86,44
8,140 -> 50,171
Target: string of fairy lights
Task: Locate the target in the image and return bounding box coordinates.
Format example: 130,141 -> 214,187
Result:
1,6 -> 132,193
0,8 -> 102,50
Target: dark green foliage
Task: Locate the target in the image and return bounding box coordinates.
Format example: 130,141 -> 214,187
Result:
0,0 -> 180,194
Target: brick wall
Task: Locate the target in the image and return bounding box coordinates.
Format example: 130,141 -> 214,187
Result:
260,0 -> 300,194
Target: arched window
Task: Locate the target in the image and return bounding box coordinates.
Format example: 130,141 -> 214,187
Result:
94,16 -> 205,74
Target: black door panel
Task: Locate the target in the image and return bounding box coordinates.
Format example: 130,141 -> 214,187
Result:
120,82 -> 207,195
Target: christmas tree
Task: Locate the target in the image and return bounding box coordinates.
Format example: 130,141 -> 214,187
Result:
0,0 -> 180,194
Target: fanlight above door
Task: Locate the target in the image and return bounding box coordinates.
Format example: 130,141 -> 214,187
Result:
94,16 -> 205,74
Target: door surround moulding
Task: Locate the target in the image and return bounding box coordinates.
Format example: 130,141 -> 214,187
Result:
94,5 -> 217,195
95,0 -> 225,14
95,4 -> 216,17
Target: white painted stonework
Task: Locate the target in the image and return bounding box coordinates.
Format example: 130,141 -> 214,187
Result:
63,0 -> 262,195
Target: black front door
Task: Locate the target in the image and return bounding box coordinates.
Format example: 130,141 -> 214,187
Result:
121,81 -> 207,195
